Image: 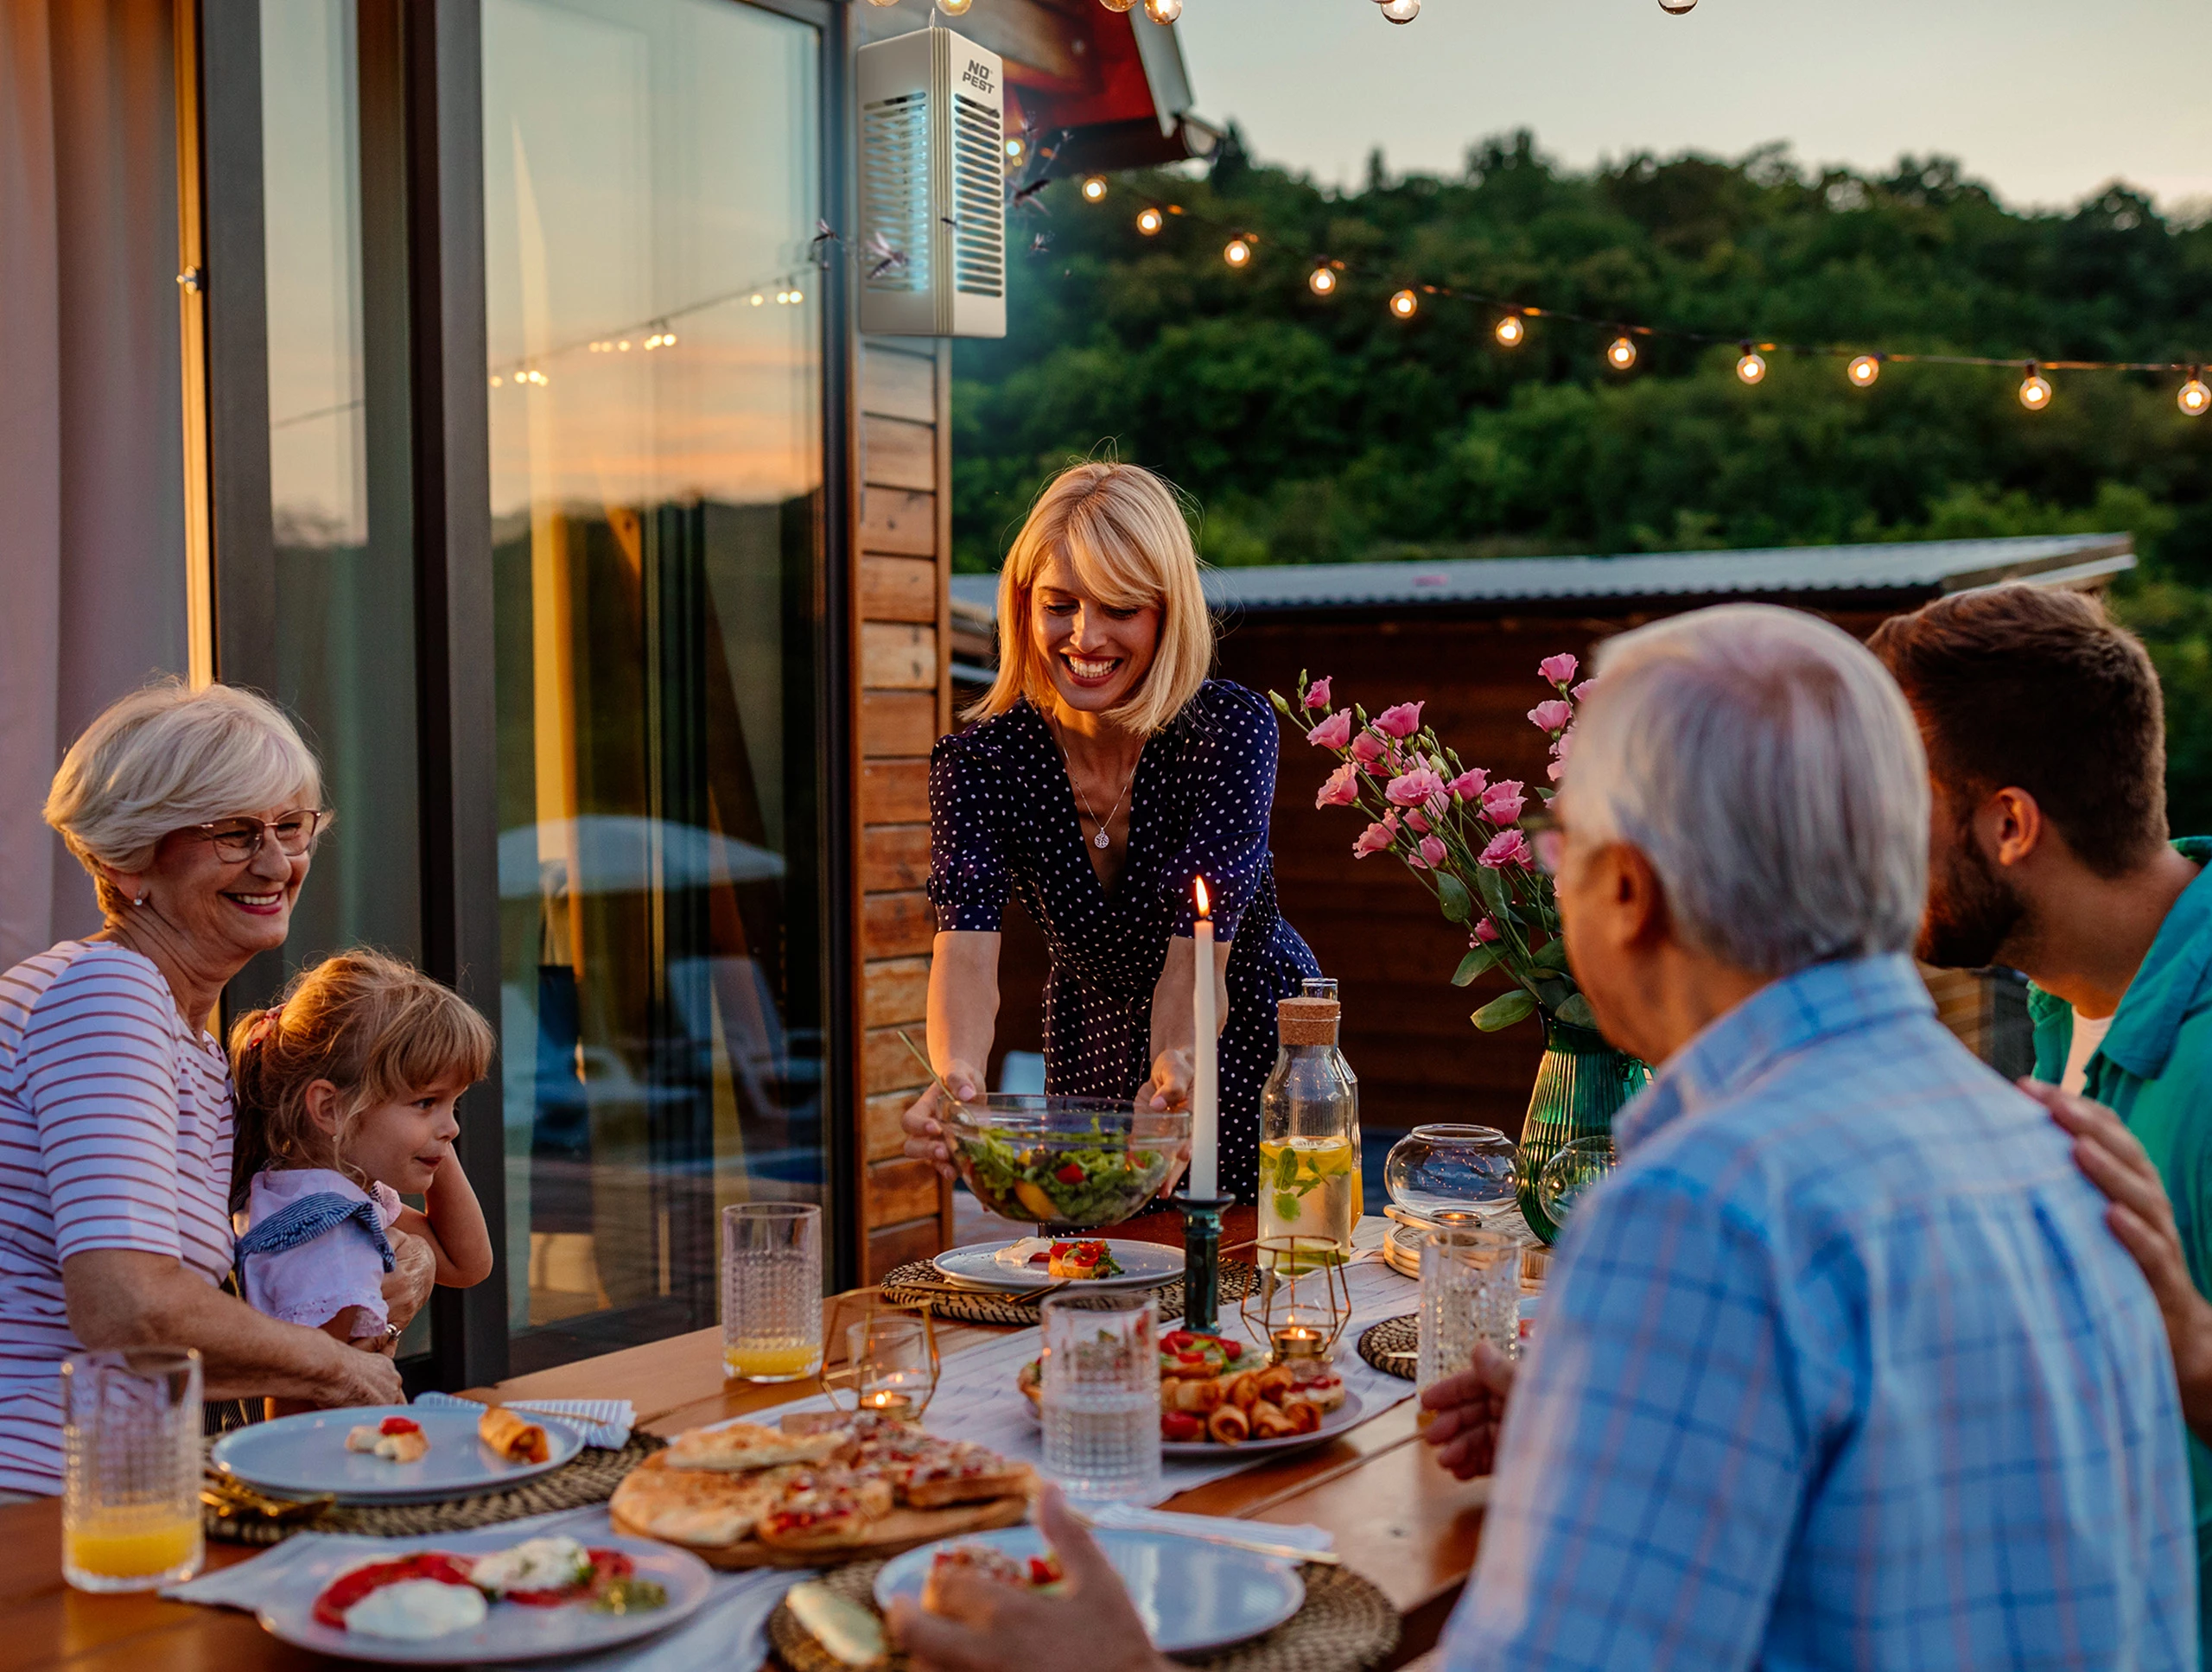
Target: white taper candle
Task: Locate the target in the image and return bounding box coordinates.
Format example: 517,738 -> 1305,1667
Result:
1192,878 -> 1218,1198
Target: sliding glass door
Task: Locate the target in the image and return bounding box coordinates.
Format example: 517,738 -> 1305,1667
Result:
480,0 -> 831,1372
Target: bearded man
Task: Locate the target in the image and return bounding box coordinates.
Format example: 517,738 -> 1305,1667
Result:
1871,582 -> 2212,1650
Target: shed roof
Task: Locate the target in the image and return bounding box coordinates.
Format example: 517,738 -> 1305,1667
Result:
948,532 -> 2133,620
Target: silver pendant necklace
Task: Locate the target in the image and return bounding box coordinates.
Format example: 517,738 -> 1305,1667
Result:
1049,717 -> 1135,851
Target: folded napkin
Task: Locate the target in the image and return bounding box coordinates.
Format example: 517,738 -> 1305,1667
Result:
1085,1501 -> 1337,1556
163,1510 -> 802,1672
413,1389 -> 635,1449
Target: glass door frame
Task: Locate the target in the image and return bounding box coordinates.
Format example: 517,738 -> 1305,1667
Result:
186,0 -> 861,1389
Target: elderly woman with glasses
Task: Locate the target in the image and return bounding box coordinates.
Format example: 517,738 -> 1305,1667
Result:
0,682 -> 428,1497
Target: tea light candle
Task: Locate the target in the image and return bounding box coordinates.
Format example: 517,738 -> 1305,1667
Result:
1191,877 -> 1217,1198
859,1389 -> 914,1418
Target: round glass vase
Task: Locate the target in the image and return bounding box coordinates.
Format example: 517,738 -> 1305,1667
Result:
1516,1018 -> 1649,1246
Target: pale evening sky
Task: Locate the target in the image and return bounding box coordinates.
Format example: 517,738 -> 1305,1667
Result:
1172,0 -> 2212,215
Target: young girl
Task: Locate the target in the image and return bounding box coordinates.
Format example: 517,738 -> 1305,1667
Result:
229,950 -> 497,1366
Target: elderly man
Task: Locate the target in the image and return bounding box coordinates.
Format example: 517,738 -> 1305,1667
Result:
896,605 -> 2196,1672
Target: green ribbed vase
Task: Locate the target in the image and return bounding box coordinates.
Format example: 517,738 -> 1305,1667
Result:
1515,1019 -> 1649,1247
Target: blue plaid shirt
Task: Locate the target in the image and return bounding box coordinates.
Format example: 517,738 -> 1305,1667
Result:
1443,954 -> 2197,1671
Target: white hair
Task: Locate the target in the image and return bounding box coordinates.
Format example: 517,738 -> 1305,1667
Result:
45,681 -> 323,912
1562,604 -> 1929,976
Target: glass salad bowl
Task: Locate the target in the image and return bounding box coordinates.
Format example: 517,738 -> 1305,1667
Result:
942,1097 -> 1191,1230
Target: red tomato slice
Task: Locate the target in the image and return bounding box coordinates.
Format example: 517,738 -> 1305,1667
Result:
312,1553 -> 474,1630
378,1415 -> 422,1435
1160,1412 -> 1203,1442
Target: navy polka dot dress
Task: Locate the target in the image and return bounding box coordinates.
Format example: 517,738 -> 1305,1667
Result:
926,680 -> 1321,1204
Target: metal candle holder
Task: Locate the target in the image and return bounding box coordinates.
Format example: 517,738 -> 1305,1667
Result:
817,1297 -> 940,1419
1175,1193 -> 1236,1333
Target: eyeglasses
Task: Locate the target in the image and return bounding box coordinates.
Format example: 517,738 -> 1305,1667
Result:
185,810 -> 327,864
1523,813 -> 1566,877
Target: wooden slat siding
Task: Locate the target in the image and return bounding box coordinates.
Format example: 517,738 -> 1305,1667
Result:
864,891 -> 935,957
861,759 -> 931,823
861,825 -> 932,893
861,343 -> 935,423
861,622 -> 935,688
863,956 -> 931,1027
866,1214 -> 944,1284
932,340 -> 956,1251
861,690 -> 938,757
861,556 -> 938,621
855,338 -> 950,1275
861,487 -> 935,556
861,415 -> 936,493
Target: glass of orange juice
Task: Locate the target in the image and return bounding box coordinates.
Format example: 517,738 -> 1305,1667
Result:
61,1347 -> 204,1593
721,1203 -> 823,1383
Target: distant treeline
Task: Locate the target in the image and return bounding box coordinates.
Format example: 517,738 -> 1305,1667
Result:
951,130 -> 2212,827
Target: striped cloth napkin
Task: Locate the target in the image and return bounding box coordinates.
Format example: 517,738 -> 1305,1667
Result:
413,1389 -> 635,1449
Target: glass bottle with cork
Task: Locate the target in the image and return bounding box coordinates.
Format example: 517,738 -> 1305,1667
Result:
1257,977 -> 1362,1260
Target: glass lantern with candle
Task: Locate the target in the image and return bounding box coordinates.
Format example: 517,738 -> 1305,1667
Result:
1242,1233 -> 1353,1378
1256,979 -> 1360,1258
819,1300 -> 939,1420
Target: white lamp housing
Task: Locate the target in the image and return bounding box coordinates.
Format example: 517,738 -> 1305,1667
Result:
857,27 -> 1007,338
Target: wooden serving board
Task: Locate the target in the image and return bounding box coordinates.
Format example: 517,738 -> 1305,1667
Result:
608,1453 -> 1033,1571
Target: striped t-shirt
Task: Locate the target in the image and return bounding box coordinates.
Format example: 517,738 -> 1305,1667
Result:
0,940 -> 235,1493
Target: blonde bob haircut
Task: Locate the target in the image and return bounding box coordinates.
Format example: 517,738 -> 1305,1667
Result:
965,461 -> 1213,736
45,679 -> 324,915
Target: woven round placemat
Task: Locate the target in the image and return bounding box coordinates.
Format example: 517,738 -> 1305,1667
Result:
204,1432 -> 667,1546
1357,1314 -> 1418,1382
770,1550 -> 1397,1672
880,1259 -> 1260,1327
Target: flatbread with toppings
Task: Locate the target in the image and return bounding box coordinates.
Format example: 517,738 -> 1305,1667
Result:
664,1420 -> 848,1473
611,1415 -> 1033,1569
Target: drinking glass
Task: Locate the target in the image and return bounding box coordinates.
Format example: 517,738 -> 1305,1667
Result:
61,1347 -> 204,1593
721,1203 -> 823,1383
1417,1229 -> 1521,1405
847,1311 -> 938,1416
1040,1294 -> 1160,1504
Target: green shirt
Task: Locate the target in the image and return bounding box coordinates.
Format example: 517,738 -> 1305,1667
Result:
2031,835 -> 2212,1651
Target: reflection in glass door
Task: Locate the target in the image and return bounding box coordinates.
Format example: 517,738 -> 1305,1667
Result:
482,0 -> 829,1371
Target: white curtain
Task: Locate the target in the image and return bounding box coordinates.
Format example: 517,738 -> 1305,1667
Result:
0,0 -> 189,970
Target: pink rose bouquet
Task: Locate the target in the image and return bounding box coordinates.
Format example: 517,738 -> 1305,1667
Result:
1270,657 -> 1591,1033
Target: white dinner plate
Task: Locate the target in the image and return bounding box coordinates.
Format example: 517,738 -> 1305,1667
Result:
1161,1389 -> 1368,1457
874,1524 -> 1305,1654
931,1238 -> 1184,1293
209,1405 -> 584,1505
254,1529 -> 713,1664
1019,1388 -> 1369,1458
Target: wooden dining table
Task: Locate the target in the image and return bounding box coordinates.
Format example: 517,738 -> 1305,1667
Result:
0,1213 -> 1491,1672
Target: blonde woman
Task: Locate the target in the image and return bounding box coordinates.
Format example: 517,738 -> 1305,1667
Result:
902,462 -> 1319,1203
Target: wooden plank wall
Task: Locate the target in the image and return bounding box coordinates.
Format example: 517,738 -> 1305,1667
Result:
854,338 -> 956,1281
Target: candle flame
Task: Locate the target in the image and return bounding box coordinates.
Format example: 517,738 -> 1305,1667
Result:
1194,876 -> 1211,918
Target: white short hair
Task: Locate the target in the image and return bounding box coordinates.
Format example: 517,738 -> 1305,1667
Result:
46,681 -> 323,906
1563,604 -> 1929,976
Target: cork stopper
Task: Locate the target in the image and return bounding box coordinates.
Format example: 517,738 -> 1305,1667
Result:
1277,995 -> 1340,1046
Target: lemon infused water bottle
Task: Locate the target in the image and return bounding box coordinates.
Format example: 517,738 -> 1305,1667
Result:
1257,978 -> 1361,1264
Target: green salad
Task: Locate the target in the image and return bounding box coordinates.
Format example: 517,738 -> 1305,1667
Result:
955,1120 -> 1169,1225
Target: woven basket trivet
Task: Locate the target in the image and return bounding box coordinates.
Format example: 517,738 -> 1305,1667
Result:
204,1431 -> 668,1546
880,1259 -> 1260,1327
769,1551 -> 1397,1672
1357,1314 -> 1418,1382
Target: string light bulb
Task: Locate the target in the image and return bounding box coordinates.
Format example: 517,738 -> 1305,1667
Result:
1224,237 -> 1252,268
1847,353 -> 1881,388
1081,175 -> 1108,203
1004,137 -> 1026,162
1144,0 -> 1182,20
2018,364 -> 2052,410
2181,371 -> 2210,416
1136,207 -> 1164,235
1099,0 -> 1137,13
937,0 -> 971,13
1308,264 -> 1338,296
1494,314 -> 1524,347
1657,0 -> 1697,11
1390,289 -> 1419,319
1379,0 -> 1420,20
1736,345 -> 1766,385
1606,334 -> 1638,371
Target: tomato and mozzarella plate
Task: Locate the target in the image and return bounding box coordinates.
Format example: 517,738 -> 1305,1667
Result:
920,1542 -> 1066,1613
311,1536 -> 646,1637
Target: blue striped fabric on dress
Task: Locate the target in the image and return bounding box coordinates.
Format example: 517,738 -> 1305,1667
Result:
0,941 -> 234,1494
